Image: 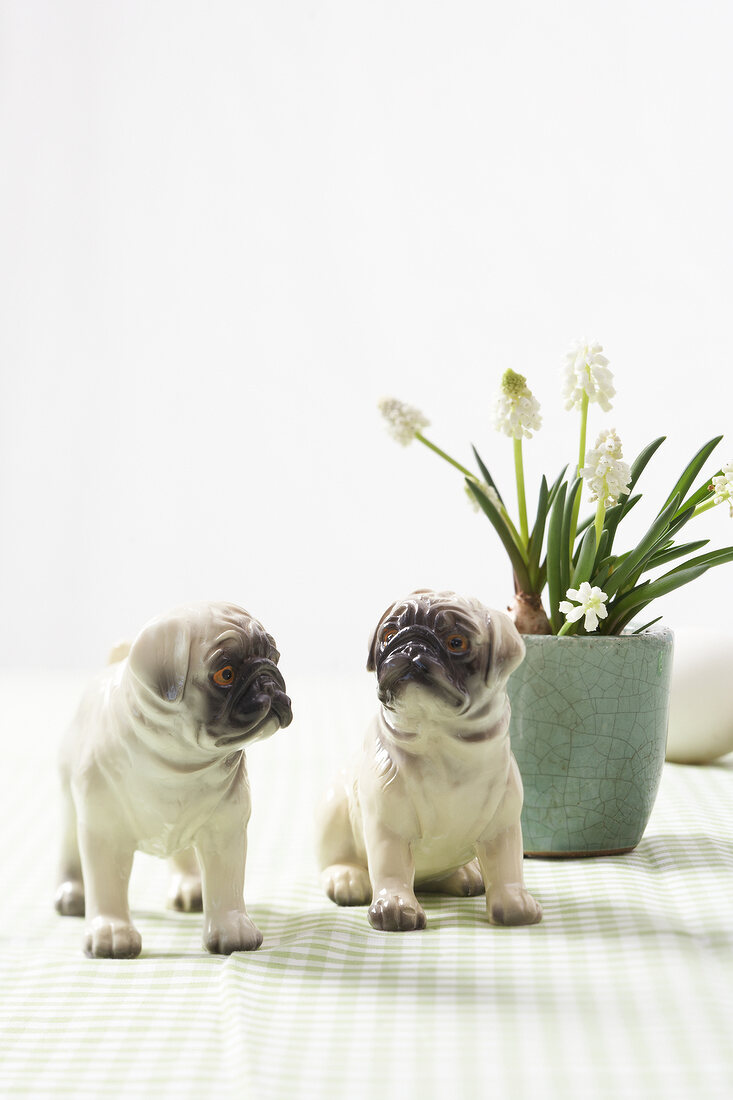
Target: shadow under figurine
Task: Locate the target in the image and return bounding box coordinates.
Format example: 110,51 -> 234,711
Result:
317,589 -> 542,931
55,601 -> 292,958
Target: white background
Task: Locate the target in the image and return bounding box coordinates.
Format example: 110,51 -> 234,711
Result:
2,0 -> 732,677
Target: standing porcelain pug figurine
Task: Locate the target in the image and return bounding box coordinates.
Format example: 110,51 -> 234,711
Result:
55,601 -> 292,958
317,589 -> 542,931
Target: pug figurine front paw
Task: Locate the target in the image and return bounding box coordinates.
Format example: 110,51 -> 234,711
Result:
317,589 -> 542,931
55,601 -> 292,958
368,890 -> 426,932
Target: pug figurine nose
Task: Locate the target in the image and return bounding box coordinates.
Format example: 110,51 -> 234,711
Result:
411,653 -> 431,674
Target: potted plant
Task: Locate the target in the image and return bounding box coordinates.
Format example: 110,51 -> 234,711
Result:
378,341 -> 733,856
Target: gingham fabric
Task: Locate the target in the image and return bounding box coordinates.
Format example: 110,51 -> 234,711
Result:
1,671 -> 732,1099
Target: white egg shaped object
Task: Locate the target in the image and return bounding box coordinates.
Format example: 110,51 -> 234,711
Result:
666,627 -> 733,763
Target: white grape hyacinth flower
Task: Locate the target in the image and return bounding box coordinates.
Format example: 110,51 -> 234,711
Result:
559,582 -> 609,632
378,397 -> 430,445
465,479 -> 500,513
563,339 -> 615,412
711,462 -> 733,516
581,428 -> 632,506
493,369 -> 542,440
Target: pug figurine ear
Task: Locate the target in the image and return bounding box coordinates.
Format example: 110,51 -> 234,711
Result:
366,623 -> 380,673
365,601 -> 397,673
128,614 -> 192,703
484,609 -> 525,688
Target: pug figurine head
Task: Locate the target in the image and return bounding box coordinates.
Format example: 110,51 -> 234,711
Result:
366,588 -> 525,743
127,601 -> 293,752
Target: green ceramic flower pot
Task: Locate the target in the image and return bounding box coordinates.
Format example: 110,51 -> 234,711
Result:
507,627 -> 674,857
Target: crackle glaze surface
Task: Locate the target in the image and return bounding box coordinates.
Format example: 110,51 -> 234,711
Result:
507,628 -> 674,855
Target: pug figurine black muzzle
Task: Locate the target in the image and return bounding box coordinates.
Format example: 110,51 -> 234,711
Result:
375,625 -> 467,710
216,659 -> 292,744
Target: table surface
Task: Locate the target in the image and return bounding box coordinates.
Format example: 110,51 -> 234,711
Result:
1,670 -> 732,1099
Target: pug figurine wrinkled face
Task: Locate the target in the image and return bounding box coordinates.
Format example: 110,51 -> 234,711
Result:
55,602 -> 292,958
317,589 -> 542,931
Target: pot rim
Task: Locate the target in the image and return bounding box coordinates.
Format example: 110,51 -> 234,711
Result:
519,624 -> 674,642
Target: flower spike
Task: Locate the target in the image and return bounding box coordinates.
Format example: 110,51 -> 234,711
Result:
494,370 -> 542,440
465,480 -> 500,513
581,429 -> 632,507
712,463 -> 733,516
378,397 -> 430,446
563,339 -> 615,413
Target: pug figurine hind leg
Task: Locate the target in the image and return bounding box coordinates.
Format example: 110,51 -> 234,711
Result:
317,589 -> 542,931
54,602 -> 292,958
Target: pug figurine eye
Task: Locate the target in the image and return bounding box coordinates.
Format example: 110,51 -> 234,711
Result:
381,627 -> 398,646
212,665 -> 236,687
445,633 -> 469,654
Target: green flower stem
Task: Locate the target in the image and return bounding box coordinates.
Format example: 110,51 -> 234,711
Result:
415,432 -> 527,559
568,391 -> 590,557
557,619 -> 574,637
577,391 -> 589,476
594,500 -> 606,546
514,438 -> 529,547
415,432 -> 475,478
692,498 -> 718,518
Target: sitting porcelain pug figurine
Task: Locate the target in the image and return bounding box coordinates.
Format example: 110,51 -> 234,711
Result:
317,589 -> 542,931
55,601 -> 292,958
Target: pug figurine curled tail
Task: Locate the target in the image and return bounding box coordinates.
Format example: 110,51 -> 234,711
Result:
317,589 -> 542,931
55,602 -> 292,958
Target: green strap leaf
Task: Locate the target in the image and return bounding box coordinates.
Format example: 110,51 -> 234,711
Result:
574,494 -> 641,559
605,566 -> 707,633
471,445 -> 506,507
593,528 -> 610,574
660,546 -> 733,578
575,512 -> 594,540
663,436 -> 723,511
597,439 -> 665,565
675,470 -> 723,516
527,475 -> 549,582
561,479 -> 582,595
572,525 -> 598,589
663,504 -> 697,542
603,494 -> 682,599
466,479 -> 531,591
536,474 -> 569,591
547,465 -> 569,509
619,527 -> 705,599
627,437 -> 666,496
631,616 -> 664,634
546,481 -> 568,633
602,493 -> 642,554
644,539 -> 710,571
605,550 -> 733,632
593,560 -> 613,591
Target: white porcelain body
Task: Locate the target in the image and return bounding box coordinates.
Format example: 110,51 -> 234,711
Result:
55,601 -> 292,957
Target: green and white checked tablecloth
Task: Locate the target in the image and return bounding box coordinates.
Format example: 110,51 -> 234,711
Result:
1,670 -> 732,1099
